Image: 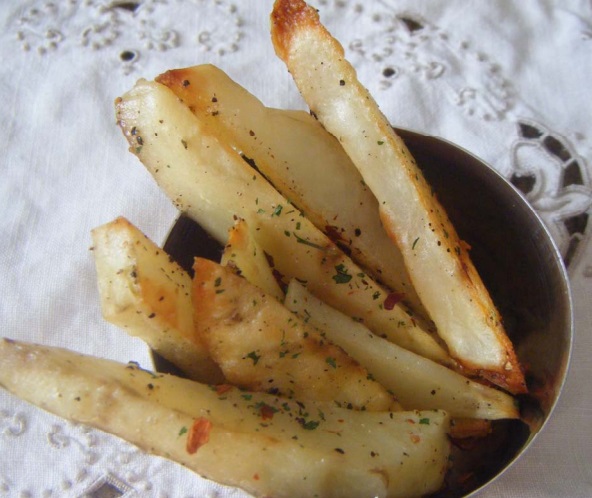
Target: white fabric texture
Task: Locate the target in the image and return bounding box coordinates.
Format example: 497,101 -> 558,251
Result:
1,0 -> 591,496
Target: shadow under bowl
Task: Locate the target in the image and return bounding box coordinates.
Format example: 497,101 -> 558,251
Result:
157,128 -> 573,498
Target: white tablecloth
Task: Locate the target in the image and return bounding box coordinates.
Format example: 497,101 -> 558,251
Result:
1,1 -> 591,496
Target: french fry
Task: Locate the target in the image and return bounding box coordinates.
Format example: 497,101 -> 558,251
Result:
271,0 -> 526,394
220,218 -> 285,301
91,217 -> 224,384
156,64 -> 425,315
192,257 -> 400,412
285,280 -> 519,420
0,338 -> 451,498
449,418 -> 492,440
115,79 -> 451,365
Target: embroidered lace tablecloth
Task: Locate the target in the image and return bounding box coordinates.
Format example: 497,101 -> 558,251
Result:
1,1 -> 591,497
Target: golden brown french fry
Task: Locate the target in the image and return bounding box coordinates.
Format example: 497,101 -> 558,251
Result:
220,218 -> 285,301
115,79 -> 451,365
285,280 -> 519,420
0,338 -> 451,498
270,0 -> 526,394
91,217 -> 224,384
449,418 -> 492,440
192,257 -> 400,412
156,64 -> 424,315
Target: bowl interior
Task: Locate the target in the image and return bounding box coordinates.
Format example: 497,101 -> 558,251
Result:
159,128 -> 573,497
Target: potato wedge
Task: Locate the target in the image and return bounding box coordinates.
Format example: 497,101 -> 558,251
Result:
0,338 -> 451,498
285,280 -> 519,420
91,216 -> 224,384
115,79 -> 451,365
192,257 -> 400,412
271,0 -> 526,393
220,218 -> 285,301
248,215 -> 452,365
156,64 -> 424,315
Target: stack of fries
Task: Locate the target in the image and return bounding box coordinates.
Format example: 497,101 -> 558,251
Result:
0,1 -> 527,497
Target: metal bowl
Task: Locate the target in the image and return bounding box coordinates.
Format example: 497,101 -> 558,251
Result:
158,128 -> 573,497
